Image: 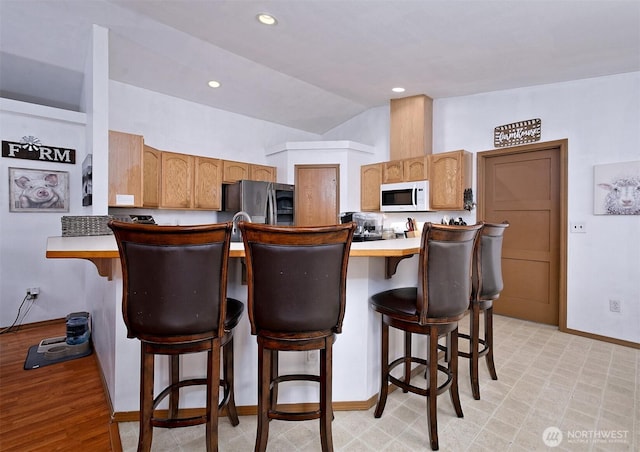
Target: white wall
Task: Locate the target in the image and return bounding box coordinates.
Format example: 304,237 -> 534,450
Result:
0,100 -> 90,327
109,81 -> 319,169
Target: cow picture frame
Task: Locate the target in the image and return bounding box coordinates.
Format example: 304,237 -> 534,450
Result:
593,160 -> 640,215
9,167 -> 70,212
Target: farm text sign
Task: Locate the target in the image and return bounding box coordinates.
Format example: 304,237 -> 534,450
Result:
494,118 -> 541,147
2,136 -> 76,164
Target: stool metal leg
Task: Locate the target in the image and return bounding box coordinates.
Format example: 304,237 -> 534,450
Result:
255,342 -> 271,452
374,317 -> 390,418
222,336 -> 239,426
139,344 -> 154,452
485,306 -> 498,380
169,355 -> 179,418
469,302 -> 481,400
426,327 -> 439,451
403,331 -> 411,392
449,327 -> 463,418
205,340 -> 221,452
319,338 -> 334,452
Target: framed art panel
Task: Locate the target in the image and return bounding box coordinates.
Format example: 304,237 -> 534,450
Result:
594,160 -> 640,215
9,167 -> 70,212
82,154 -> 92,206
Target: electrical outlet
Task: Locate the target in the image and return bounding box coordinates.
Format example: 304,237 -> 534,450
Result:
570,222 -> 586,233
27,287 -> 39,300
609,299 -> 621,313
306,350 -> 318,362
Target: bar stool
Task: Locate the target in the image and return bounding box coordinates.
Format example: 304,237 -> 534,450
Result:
459,221 -> 509,400
238,221 -> 355,452
369,222 -> 482,451
108,221 -> 243,452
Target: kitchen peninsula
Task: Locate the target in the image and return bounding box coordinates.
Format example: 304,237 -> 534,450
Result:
46,232 -> 423,418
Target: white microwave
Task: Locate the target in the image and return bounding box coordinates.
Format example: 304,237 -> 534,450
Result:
380,180 -> 430,212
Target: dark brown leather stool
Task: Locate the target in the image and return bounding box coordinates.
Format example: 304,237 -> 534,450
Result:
459,221 -> 509,400
369,223 -> 482,451
109,221 -> 243,452
239,222 -> 355,452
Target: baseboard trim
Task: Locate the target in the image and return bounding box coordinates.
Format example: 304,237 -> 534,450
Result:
2,317 -> 66,331
112,396 -> 379,423
562,327 -> 639,349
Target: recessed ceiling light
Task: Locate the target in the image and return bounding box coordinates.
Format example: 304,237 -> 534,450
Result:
392,87 -> 406,93
208,80 -> 221,88
257,13 -> 278,26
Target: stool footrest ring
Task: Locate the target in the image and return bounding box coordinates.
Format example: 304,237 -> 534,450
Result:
455,332 -> 490,358
387,356 -> 453,397
150,377 -> 231,428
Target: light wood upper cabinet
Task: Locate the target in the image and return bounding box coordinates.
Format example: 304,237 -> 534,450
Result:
194,157 -> 223,210
142,145 -> 161,207
222,160 -> 250,183
390,94 -> 433,160
160,154 -> 223,210
361,156 -> 430,210
110,131 -> 275,211
108,130 -> 160,208
361,163 -> 383,211
160,152 -> 194,209
250,164 -> 276,182
429,150 -> 472,210
382,160 -> 404,184
403,156 -> 429,181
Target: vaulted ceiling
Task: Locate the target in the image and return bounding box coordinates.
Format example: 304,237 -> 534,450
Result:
1,0 -> 638,134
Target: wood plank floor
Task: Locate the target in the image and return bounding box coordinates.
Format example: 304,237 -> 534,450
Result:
0,320 -> 118,451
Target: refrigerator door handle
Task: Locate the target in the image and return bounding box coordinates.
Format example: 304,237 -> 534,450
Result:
267,182 -> 276,225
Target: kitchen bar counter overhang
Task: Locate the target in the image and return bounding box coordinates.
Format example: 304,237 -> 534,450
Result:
46,234 -> 422,280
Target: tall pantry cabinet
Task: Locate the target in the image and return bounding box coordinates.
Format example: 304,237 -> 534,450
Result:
108,130 -> 160,208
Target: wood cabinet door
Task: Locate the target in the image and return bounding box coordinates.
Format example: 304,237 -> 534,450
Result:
403,156 -> 429,181
295,164 -> 339,226
250,164 -> 276,182
161,152 -> 194,208
222,160 -> 249,183
194,157 -> 222,210
382,160 -> 404,184
390,94 -> 433,160
108,131 -> 143,207
142,145 -> 160,207
360,163 -> 382,211
429,150 -> 471,210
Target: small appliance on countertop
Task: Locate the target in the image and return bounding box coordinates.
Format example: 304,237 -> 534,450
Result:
341,212 -> 383,241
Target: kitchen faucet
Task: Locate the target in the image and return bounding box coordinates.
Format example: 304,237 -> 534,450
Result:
231,211 -> 252,240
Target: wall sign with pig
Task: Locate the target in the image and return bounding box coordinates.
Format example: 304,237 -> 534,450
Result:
9,167 -> 69,212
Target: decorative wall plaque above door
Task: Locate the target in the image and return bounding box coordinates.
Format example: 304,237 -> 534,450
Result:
494,118 -> 541,147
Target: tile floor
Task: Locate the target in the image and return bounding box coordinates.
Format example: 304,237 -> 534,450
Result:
118,315 -> 639,451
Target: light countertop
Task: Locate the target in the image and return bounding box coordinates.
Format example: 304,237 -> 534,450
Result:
46,234 -> 421,259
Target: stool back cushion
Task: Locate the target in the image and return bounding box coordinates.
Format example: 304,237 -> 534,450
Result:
417,223 -> 483,323
472,222 -> 509,301
109,221 -> 232,340
239,222 -> 356,335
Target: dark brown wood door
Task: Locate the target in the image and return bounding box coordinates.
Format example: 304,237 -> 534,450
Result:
479,142 -> 565,325
294,164 -> 339,226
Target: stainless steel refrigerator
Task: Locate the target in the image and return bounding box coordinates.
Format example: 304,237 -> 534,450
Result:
221,180 -> 294,226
